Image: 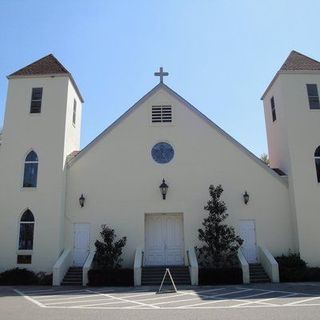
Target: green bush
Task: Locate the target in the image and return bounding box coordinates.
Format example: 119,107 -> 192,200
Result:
199,267 -> 242,285
0,268 -> 52,285
276,252 -> 320,282
88,268 -> 133,286
276,252 -> 307,269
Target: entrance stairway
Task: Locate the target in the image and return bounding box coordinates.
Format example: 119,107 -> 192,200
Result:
61,267 -> 83,286
249,264 -> 270,283
141,266 -> 190,286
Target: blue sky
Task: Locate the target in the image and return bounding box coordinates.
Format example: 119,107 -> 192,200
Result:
0,0 -> 319,156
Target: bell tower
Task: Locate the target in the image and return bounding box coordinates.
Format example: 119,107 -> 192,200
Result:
262,50 -> 320,266
0,54 -> 83,272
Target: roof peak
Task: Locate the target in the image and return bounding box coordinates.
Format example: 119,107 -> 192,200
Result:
8,53 -> 70,77
280,50 -> 320,71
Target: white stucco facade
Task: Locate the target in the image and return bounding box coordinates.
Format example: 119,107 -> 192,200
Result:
0,51 -> 319,279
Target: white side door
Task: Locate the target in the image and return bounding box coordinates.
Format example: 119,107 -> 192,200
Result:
145,215 -> 165,266
165,214 -> 184,265
239,220 -> 257,263
73,223 -> 90,266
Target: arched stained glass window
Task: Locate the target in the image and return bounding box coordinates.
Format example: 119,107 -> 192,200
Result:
23,151 -> 38,188
19,210 -> 35,250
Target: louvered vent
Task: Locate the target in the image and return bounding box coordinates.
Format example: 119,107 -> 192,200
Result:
152,105 -> 172,123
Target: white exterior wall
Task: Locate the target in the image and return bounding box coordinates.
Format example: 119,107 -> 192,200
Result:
263,78 -> 290,175
264,72 -> 320,265
280,73 -> 320,265
0,75 -> 82,272
65,87 -> 294,268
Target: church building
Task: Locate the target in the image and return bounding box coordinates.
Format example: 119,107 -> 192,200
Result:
0,51 -> 320,286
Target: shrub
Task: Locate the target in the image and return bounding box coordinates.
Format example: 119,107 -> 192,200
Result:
197,185 -> 243,268
0,268 -> 52,285
199,267 -> 242,285
276,252 -> 307,269
88,268 -> 133,286
0,268 -> 38,285
276,252 -> 320,282
94,226 -> 127,269
37,272 -> 53,285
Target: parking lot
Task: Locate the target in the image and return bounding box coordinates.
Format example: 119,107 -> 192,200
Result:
12,283 -> 320,309
2,283 -> 320,319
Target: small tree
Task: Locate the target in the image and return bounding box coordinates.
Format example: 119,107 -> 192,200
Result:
198,185 -> 243,268
260,153 -> 270,166
94,225 -> 127,269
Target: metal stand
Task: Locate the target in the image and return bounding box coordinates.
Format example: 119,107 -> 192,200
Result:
158,268 -> 177,293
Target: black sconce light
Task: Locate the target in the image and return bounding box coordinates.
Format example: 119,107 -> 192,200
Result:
79,194 -> 85,208
243,191 -> 249,205
159,179 -> 169,200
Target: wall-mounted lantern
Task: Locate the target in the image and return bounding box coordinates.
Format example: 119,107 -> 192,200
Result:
159,179 -> 169,200
79,194 -> 85,208
243,191 -> 249,205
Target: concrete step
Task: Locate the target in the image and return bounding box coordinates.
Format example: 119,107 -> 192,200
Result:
62,267 -> 83,286
249,263 -> 270,283
141,266 -> 190,285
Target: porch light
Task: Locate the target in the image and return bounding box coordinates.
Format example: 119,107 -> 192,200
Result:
79,194 -> 85,208
243,191 -> 249,205
159,179 -> 169,200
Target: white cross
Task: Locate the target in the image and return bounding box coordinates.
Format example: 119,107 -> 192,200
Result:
154,67 -> 169,83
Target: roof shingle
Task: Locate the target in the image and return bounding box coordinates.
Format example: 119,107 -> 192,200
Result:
9,54 -> 70,77
280,50 -> 320,71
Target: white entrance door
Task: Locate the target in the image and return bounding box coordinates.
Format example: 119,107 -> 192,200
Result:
73,223 -> 90,266
145,214 -> 184,266
239,220 -> 257,263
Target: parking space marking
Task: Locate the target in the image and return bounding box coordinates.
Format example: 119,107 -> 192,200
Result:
14,286 -> 320,310
284,296 -> 320,306
14,289 -> 46,308
174,289 -> 252,308
84,289 -> 160,309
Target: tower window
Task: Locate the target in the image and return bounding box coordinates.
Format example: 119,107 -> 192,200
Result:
30,88 -> 43,113
23,151 -> 38,188
73,99 -> 77,126
271,96 -> 276,122
18,210 -> 35,250
315,146 -> 320,183
152,105 -> 172,123
306,84 -> 320,109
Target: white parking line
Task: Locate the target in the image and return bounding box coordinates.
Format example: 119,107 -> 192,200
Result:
14,286 -> 320,310
14,289 -> 46,308
34,289 -> 88,298
284,296 -> 320,306
132,288 -> 225,303
166,289 -> 252,308
83,289 -> 160,309
46,298 -> 114,306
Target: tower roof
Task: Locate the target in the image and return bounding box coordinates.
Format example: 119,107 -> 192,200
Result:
261,50 -> 320,99
8,54 -> 84,102
280,50 -> 320,71
9,54 -> 69,77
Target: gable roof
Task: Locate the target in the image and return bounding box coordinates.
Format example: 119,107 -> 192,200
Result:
280,50 -> 320,71
68,83 -> 287,185
8,54 -> 84,102
9,54 -> 69,77
261,50 -> 320,99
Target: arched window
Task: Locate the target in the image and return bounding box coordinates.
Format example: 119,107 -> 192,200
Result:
19,210 -> 35,250
23,151 -> 38,187
315,146 -> 320,182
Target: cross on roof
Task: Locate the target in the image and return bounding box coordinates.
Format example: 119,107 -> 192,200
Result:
154,67 -> 169,83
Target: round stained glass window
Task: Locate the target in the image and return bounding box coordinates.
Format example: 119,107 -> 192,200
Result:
151,142 -> 174,164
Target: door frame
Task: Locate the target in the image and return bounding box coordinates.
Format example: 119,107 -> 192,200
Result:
73,222 -> 91,266
239,219 -> 258,263
144,212 -> 185,266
